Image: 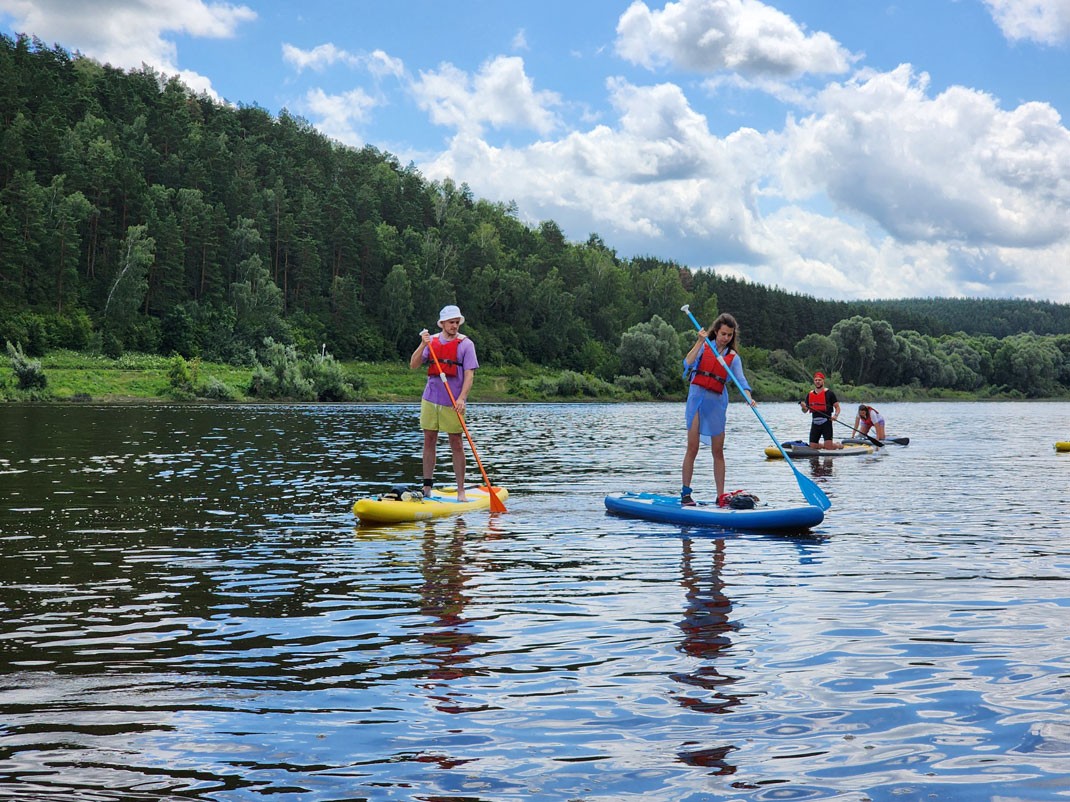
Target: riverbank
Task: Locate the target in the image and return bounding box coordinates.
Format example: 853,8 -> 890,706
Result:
0,350 -> 552,404
0,349 -> 1051,404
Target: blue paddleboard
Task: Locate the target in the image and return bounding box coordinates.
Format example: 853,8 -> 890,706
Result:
604,492 -> 824,533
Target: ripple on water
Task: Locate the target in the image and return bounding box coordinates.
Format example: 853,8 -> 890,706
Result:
0,402 -> 1069,800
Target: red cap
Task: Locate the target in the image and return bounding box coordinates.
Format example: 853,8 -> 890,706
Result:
814,371 -> 825,379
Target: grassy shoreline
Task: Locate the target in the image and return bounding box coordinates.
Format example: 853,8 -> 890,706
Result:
1,349 -> 1060,404
0,350 -> 574,404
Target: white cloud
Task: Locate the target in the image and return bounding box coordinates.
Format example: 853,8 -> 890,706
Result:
367,49 -> 405,80
282,42 -> 404,79
422,77 -> 769,262
282,42 -> 361,72
304,87 -> 377,147
412,55 -> 561,136
420,60 -> 1070,303
0,0 -> 254,99
747,208 -> 961,299
280,44 -> 403,145
983,0 -> 1070,45
776,65 -> 1070,249
615,0 -> 855,78
748,207 -> 1070,301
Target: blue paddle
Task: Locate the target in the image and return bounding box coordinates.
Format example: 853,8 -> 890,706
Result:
681,304 -> 832,511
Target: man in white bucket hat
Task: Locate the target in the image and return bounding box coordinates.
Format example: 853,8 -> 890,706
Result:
409,304 -> 480,500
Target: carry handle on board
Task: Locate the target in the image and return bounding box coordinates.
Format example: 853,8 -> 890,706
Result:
681,305 -> 831,512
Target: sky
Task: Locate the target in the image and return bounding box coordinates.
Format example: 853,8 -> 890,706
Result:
3,0 -> 1070,304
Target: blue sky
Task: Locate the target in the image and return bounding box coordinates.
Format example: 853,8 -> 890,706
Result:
3,0 -> 1069,303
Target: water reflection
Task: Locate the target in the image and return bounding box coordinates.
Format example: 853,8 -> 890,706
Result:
417,516 -> 487,713
673,537 -> 740,775
807,456 -> 835,476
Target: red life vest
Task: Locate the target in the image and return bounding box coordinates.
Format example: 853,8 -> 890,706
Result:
691,346 -> 735,393
807,388 -> 832,415
427,335 -> 464,377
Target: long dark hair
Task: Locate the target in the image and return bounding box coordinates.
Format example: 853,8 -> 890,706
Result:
710,313 -> 739,353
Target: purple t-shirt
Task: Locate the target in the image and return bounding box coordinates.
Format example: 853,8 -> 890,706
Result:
421,334 -> 479,407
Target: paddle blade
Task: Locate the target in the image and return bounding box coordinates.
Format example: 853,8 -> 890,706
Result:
487,486 -> 507,513
854,426 -> 883,447
797,472 -> 832,511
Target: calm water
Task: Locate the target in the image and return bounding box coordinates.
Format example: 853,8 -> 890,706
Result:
1,401 -> 1068,802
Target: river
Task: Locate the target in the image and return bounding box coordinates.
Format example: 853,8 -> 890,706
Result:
1,401 -> 1068,801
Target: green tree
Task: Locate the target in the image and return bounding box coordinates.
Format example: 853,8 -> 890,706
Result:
1,171 -> 46,308
529,267 -> 584,365
230,217 -> 284,348
231,250 -> 284,347
103,224 -> 154,343
992,333 -> 1062,397
630,261 -> 690,326
46,178 -> 92,314
0,112 -> 33,185
830,316 -> 877,384
381,264 -> 414,354
61,113 -> 118,280
328,275 -> 390,360
143,184 -> 185,313
5,340 -> 47,390
248,337 -> 314,400
794,333 -> 838,375
175,188 -> 214,299
617,314 -> 683,395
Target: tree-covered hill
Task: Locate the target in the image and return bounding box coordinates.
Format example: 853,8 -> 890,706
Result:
2,34 -> 1070,400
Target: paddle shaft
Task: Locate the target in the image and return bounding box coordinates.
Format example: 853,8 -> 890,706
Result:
424,332 -> 506,512
681,306 -> 831,511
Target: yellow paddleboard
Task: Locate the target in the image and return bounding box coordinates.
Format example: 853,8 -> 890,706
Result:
353,486 -> 509,524
765,442 -> 875,459
1056,441 -> 1070,452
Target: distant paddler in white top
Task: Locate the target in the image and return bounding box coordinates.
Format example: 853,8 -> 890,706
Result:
854,404 -> 887,440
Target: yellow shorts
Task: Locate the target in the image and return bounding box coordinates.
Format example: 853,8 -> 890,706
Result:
420,399 -> 462,434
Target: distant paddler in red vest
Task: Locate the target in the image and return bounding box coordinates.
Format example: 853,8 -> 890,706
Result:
800,371 -> 844,450
680,312 -> 756,507
409,305 -> 480,501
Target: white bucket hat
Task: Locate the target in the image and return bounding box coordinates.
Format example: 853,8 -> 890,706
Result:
438,304 -> 465,325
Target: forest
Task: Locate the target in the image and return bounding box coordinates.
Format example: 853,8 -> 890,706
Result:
3,33 -> 1070,399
